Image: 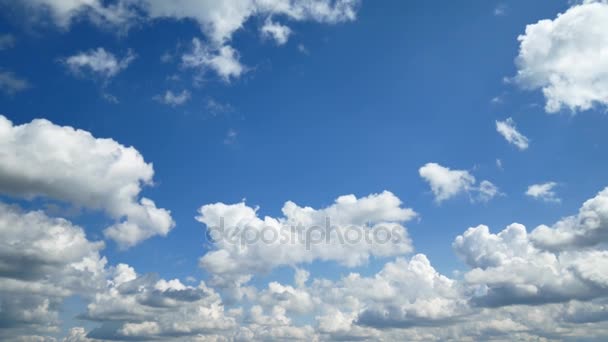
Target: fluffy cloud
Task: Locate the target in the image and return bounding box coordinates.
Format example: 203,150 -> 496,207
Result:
182,39 -> 244,82
0,115 -> 174,248
526,182 -> 560,203
496,118 -> 529,150
530,186 -> 608,250
196,191 -> 416,284
261,18 -> 292,45
454,223 -> 608,307
0,203 -> 106,340
515,1 -> 608,113
83,268 -> 236,340
419,163 -> 500,203
0,70 -> 29,95
64,48 -> 135,79
154,89 -> 191,106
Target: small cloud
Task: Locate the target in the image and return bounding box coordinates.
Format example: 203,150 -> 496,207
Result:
494,4 -> 508,16
64,47 -> 136,80
496,118 -> 529,150
491,95 -> 504,105
496,159 -> 503,170
0,70 -> 29,95
182,38 -> 245,83
224,129 -> 238,145
526,182 -> 561,203
102,92 -> 119,104
419,162 -> 500,203
205,98 -> 234,116
297,43 -> 310,55
154,90 -> 191,107
261,18 -> 292,45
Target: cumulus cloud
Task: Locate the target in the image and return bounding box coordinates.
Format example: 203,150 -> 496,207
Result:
496,118 -> 529,150
261,18 -> 292,45
419,163 -> 500,203
0,115 -> 174,248
530,186 -> 608,250
0,70 -> 29,95
453,186 -> 608,308
196,191 -> 416,284
526,182 -> 560,203
515,1 -> 608,113
454,223 -> 608,307
83,268 -> 236,340
64,47 -> 135,80
0,203 -> 106,340
154,89 -> 191,106
182,38 -> 244,82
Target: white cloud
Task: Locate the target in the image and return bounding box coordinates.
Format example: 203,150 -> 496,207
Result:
196,191 -> 416,284
0,203 -> 106,340
154,89 -> 191,106
261,18 -> 292,45
530,186 -> 608,250
12,1 -> 359,81
419,163 -> 500,203
515,1 -> 608,113
496,118 -> 529,150
182,38 -> 244,82
526,182 -> 560,203
83,269 -> 236,340
0,70 -> 29,95
0,115 -> 174,248
64,47 -> 135,79
454,223 -> 608,307
494,4 -> 508,16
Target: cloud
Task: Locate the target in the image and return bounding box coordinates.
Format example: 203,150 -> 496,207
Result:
83,269 -> 236,340
454,223 -> 608,307
223,128 -> 238,145
261,18 -> 292,45
64,48 -> 135,79
196,191 -> 416,284
419,163 -> 500,203
515,1 -> 608,113
0,70 -> 29,95
0,203 -> 106,340
496,118 -> 529,150
0,115 -> 174,248
154,89 -> 191,106
530,186 -> 608,250
11,1 -> 359,82
182,38 -> 244,82
526,182 -> 560,203
0,33 -> 15,50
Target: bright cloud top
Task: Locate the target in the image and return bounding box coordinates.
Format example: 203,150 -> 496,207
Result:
496,117 -> 529,150
196,191 -> 416,283
0,115 -> 174,248
419,163 -> 500,203
515,1 -> 608,113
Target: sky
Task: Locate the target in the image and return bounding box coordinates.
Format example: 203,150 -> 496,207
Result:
1,0 -> 608,341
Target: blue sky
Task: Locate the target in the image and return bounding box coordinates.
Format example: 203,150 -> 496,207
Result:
2,0 -> 608,341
